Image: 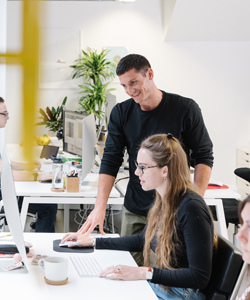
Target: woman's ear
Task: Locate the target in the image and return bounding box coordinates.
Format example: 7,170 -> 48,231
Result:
162,166 -> 168,179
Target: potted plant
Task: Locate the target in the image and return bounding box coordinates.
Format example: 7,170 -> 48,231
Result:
71,47 -> 116,121
36,96 -> 67,140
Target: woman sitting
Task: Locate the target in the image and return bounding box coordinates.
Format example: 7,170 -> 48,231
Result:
236,195 -> 250,300
61,133 -> 216,300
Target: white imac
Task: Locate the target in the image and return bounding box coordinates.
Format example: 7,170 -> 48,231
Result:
63,110 -> 97,183
105,93 -> 117,125
0,145 -> 29,273
105,93 -> 117,126
63,110 -> 89,156
96,93 -> 117,145
81,113 -> 96,183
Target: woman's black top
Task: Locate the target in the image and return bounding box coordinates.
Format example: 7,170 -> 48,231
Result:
96,191 -> 214,290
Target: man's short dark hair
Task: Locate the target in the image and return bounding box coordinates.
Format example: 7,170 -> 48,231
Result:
116,54 -> 151,77
0,97 -> 4,103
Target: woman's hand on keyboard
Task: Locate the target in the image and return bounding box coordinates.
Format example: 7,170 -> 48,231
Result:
61,232 -> 93,247
100,265 -> 148,281
37,171 -> 52,181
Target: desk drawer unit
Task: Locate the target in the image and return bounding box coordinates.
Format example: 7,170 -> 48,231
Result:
236,146 -> 250,199
236,148 -> 250,168
236,177 -> 250,198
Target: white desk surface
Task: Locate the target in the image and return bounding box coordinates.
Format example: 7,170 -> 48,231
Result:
0,233 -> 157,300
14,171 -> 124,232
15,172 -> 123,232
115,174 -> 241,200
14,173 -> 120,198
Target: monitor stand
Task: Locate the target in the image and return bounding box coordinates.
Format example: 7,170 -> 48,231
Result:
0,260 -> 28,273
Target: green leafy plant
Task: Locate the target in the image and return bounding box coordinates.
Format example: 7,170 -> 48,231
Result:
71,47 -> 116,120
36,96 -> 67,132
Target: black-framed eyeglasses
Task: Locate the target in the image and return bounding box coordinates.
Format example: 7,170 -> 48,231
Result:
0,112 -> 9,117
134,160 -> 158,174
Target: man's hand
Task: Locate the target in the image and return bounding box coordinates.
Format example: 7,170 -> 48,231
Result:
78,174 -> 116,235
78,207 -> 107,235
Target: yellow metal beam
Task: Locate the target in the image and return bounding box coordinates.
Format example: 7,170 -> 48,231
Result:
22,0 -> 40,161
0,0 -> 42,162
0,53 -> 22,64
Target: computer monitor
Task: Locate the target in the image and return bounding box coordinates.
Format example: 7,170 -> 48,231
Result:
63,109 -> 89,156
81,114 -> 96,182
105,93 -> 117,127
96,93 -> 117,143
63,110 -> 96,183
40,145 -> 59,159
0,145 -> 29,273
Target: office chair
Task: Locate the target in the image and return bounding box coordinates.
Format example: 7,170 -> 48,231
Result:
204,235 -> 244,300
209,168 -> 250,242
234,167 -> 250,190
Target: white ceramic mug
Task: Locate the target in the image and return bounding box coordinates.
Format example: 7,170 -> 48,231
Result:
38,257 -> 68,282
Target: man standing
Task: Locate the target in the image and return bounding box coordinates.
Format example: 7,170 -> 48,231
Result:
79,54 -> 213,265
0,97 -> 57,232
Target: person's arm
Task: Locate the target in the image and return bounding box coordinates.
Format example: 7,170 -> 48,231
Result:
12,170 -> 52,181
0,160 -> 51,181
79,104 -> 126,235
62,225 -> 146,252
78,174 -> 116,235
11,160 -> 41,171
194,164 -> 212,197
61,229 -> 149,281
183,100 -> 213,194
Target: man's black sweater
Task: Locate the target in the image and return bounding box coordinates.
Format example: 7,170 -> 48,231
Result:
100,91 -> 213,216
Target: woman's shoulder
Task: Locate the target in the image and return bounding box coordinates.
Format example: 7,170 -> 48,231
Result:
178,191 -> 213,224
178,191 -> 208,214
180,190 -> 204,204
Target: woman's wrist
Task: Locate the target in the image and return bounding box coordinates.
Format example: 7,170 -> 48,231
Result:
137,267 -> 149,280
145,267 -> 154,281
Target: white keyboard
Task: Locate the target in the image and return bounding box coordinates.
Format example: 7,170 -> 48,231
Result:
70,256 -> 102,277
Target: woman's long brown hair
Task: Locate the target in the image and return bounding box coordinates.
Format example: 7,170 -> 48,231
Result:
141,134 -> 214,270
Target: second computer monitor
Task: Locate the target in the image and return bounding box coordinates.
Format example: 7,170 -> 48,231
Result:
81,113 -> 96,182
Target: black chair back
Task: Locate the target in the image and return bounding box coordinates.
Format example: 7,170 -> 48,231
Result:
234,168 -> 250,183
205,235 -> 243,300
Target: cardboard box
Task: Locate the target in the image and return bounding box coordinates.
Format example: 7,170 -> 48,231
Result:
66,176 -> 79,193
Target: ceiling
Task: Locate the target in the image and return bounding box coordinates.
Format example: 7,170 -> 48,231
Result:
162,0 -> 250,41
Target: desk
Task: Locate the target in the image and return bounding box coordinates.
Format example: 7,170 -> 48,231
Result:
115,176 -> 241,241
0,233 -> 157,300
15,173 -> 124,233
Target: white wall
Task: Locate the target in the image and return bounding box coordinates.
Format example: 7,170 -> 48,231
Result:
6,0 -> 250,187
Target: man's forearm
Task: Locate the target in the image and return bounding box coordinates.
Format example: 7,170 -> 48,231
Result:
95,174 -> 116,210
194,164 -> 212,197
78,173 -> 117,234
